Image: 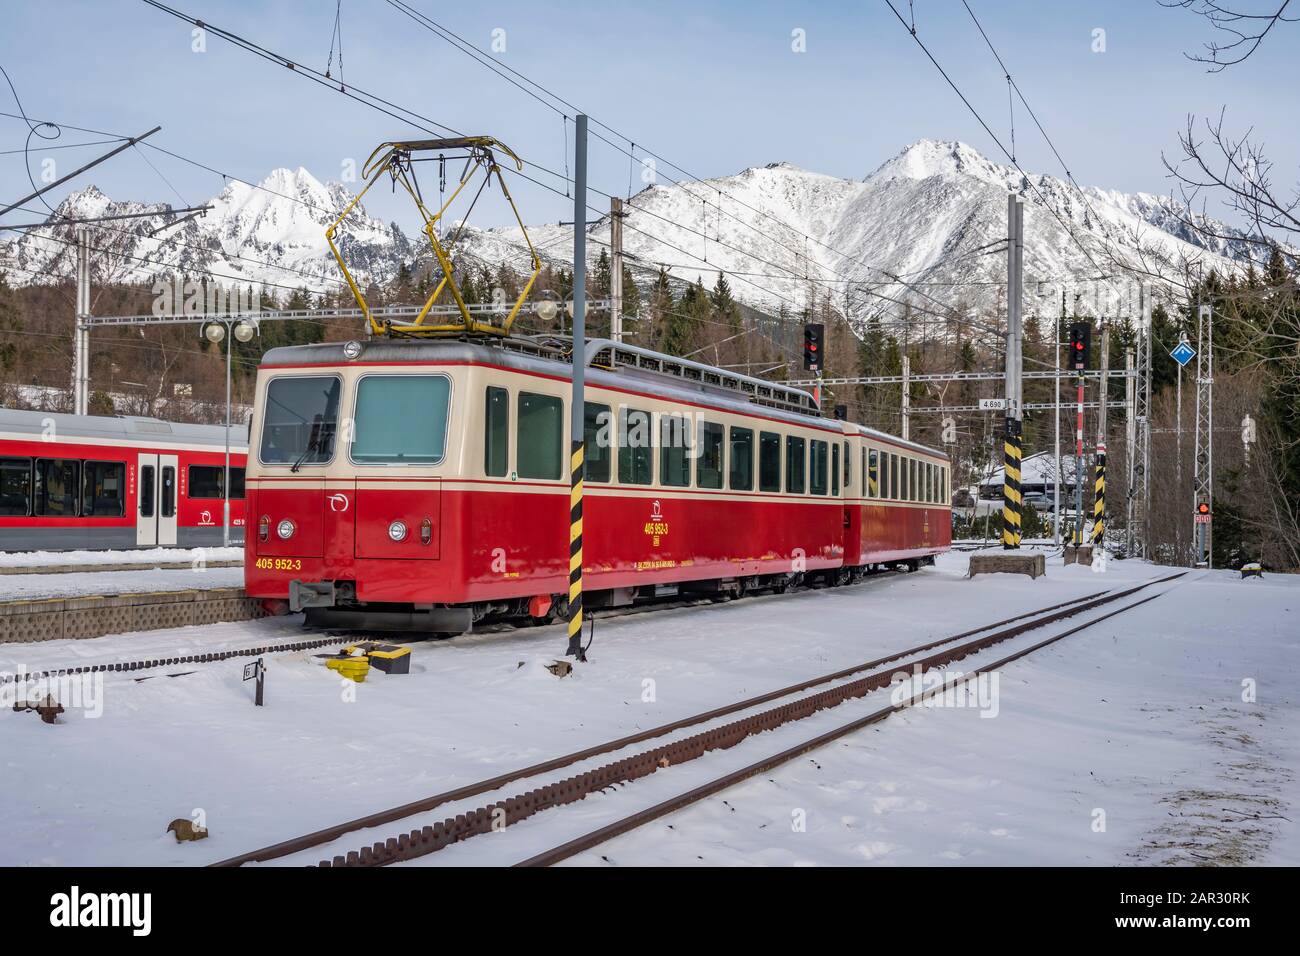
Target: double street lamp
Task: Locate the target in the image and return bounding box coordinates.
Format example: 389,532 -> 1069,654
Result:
203,319 -> 256,548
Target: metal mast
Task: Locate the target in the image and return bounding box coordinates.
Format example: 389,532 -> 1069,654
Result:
1192,301 -> 1214,567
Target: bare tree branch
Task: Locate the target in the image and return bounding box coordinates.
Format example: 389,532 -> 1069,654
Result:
1159,0 -> 1297,71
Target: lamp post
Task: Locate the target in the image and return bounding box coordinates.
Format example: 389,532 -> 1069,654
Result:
203,319 -> 256,548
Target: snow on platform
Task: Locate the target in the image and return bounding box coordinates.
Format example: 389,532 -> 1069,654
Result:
0,564 -> 245,601
0,546 -> 243,569
2,552 -> 1296,866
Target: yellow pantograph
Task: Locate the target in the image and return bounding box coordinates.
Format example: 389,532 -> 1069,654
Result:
326,136 -> 542,338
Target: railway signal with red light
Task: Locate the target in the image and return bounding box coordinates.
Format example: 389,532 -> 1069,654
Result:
1068,322 -> 1091,371
803,323 -> 824,372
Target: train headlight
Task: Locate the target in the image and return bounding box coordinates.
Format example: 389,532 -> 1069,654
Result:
388,520 -> 408,542
277,519 -> 296,540
342,340 -> 363,360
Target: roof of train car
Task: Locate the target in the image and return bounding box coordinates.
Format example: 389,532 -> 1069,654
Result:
259,338 -> 948,460
0,407 -> 249,449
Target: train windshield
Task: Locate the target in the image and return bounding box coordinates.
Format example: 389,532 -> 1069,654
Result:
260,376 -> 342,467
351,374 -> 451,464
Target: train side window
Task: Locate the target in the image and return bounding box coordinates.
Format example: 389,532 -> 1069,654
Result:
660,414 -> 691,487
898,456 -> 908,501
889,453 -> 899,500
729,427 -> 754,491
928,463 -> 936,503
517,392 -> 564,480
843,441 -> 850,490
0,457 -> 32,516
188,465 -> 246,500
910,459 -> 918,502
697,421 -> 724,489
786,437 -> 806,494
82,461 -> 126,517
759,432 -> 781,493
484,386 -> 509,477
618,408 -> 652,484
810,440 -> 828,495
161,466 -> 176,518
139,465 -> 155,518
868,449 -> 879,498
585,402 -> 612,483
33,458 -> 80,516
831,443 -> 840,496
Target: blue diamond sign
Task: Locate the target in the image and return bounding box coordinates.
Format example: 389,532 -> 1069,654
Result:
1170,341 -> 1196,367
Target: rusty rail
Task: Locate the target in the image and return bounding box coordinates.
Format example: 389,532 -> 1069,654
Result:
517,583 -> 1182,867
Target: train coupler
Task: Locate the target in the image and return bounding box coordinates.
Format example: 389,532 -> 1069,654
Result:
289,580 -> 336,613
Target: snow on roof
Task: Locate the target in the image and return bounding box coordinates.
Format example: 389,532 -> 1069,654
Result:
980,451 -> 1080,487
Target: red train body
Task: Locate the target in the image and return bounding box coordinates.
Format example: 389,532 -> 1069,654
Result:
0,408 -> 248,551
244,338 -> 951,632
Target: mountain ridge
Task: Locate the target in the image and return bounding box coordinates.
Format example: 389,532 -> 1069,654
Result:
1,139 -> 1261,319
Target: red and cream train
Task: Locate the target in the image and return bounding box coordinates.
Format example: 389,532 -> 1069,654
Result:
243,337 -> 951,633
0,408 -> 248,551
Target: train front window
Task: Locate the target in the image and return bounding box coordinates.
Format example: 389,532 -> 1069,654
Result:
261,376 -> 342,467
0,457 -> 31,516
353,375 -> 451,465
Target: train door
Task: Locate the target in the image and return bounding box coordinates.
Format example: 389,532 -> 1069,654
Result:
136,453 -> 158,546
136,453 -> 178,547
158,455 -> 178,546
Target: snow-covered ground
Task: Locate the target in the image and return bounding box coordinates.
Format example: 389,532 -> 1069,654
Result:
0,565 -> 244,601
0,546 -> 243,569
2,552 -> 1295,867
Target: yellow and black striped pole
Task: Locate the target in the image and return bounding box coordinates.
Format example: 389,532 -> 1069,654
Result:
1001,419 -> 1022,548
1091,443 -> 1106,546
567,439 -> 586,660
566,113 -> 589,662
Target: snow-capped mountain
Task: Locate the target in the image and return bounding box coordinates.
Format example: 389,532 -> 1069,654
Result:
0,167 -> 415,295
1,141 -> 1258,319
457,138 -> 1258,318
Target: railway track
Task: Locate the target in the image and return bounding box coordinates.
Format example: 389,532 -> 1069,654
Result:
0,633 -> 349,686
213,573 -> 1185,868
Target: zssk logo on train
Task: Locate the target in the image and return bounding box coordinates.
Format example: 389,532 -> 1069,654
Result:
328,493 -> 350,513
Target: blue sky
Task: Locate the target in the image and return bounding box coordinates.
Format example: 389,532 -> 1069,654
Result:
2,0 -> 1296,232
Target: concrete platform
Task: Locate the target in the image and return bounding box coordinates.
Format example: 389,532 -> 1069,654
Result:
968,552 -> 1046,579
0,588 -> 270,644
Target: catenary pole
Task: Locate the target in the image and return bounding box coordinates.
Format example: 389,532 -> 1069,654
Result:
566,115 -> 589,661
